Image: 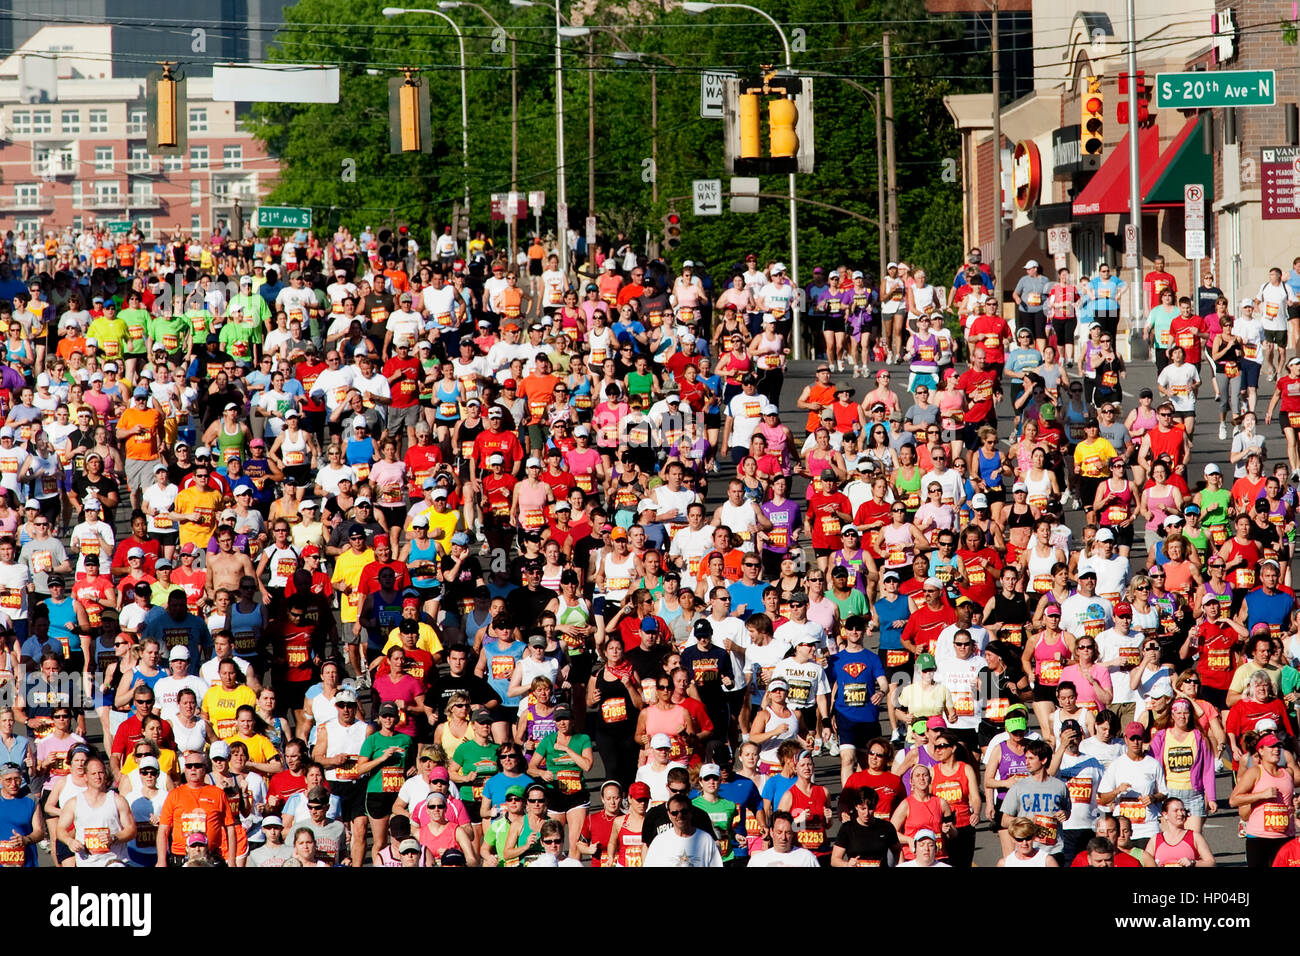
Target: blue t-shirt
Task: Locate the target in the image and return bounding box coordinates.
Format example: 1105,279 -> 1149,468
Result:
1089,277 -> 1124,315
142,607 -> 212,662
0,794 -> 38,866
718,776 -> 762,858
830,648 -> 886,721
1244,588 -> 1295,632
761,772 -> 796,811
1006,347 -> 1042,379
481,771 -> 536,812
727,580 -> 767,618
875,595 -> 911,652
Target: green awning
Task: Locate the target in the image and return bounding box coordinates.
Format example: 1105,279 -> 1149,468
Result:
1142,114 -> 1214,208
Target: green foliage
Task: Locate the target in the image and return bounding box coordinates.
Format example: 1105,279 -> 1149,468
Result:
252,0 -> 990,280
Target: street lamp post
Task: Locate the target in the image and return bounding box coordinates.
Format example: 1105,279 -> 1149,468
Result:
438,1 -> 519,256
382,7 -> 471,249
512,0 -> 570,280
683,1 -> 803,360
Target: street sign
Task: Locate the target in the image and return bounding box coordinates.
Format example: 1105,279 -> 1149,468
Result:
1184,183 -> 1205,229
255,206 -> 311,229
1262,146 -> 1300,219
692,179 -> 722,216
1124,223 -> 1138,268
1047,226 -> 1071,257
1185,230 -> 1206,260
528,191 -> 546,216
1155,69 -> 1274,109
104,220 -> 132,235
585,216 -> 597,247
700,71 -> 732,119
490,193 -> 527,221
730,177 -> 760,213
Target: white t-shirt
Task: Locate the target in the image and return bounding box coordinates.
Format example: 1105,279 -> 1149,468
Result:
727,392 -> 765,450
641,827 -> 724,867
1157,363 -> 1199,412
1096,628 -> 1143,706
1056,753 -> 1105,830
668,525 -> 714,589
313,464 -> 357,497
774,619 -> 828,653
1098,753 -> 1166,839
1058,593 -> 1113,643
769,657 -> 830,711
747,845 -> 821,867
153,673 -> 209,724
1256,281 -> 1293,331
634,763 -> 673,804
199,655 -> 252,688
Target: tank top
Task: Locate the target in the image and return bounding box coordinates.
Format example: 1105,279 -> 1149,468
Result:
1003,848 -> 1051,867
1033,632 -> 1069,685
1150,828 -> 1198,866
991,592 -> 1030,647
721,351 -> 752,386
435,380 -> 461,421
74,792 -> 127,866
902,745 -> 941,796
1146,485 -> 1177,528
520,703 -> 558,747
756,706 -> 800,766
896,468 -> 923,511
407,537 -> 439,588
324,719 -> 370,784
759,421 -> 789,466
1160,728 -> 1199,791
1098,479 -> 1134,526
554,597 -> 591,656
910,332 -> 939,373
1246,765 -> 1295,839
900,793 -> 946,859
217,420 -> 247,465
127,791 -> 166,866
786,782 -> 829,854
229,603 -> 263,659
587,328 -> 614,368
592,667 -> 635,735
1025,544 -> 1058,594
881,524 -> 914,568
976,446 -> 1004,490
931,762 -> 972,828
1024,471 -> 1053,510
613,820 -> 645,867
996,743 -> 1030,802
279,429 -> 309,469
602,553 -> 635,602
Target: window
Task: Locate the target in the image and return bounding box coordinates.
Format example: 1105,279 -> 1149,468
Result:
93,146 -> 113,173
127,108 -> 147,136
88,109 -> 108,134
14,184 -> 39,208
31,111 -> 50,135
190,180 -> 201,205
135,216 -> 152,238
128,144 -> 150,173
10,111 -> 30,135
71,182 -> 82,206
188,108 -> 207,133
191,214 -> 202,238
94,182 -> 120,206
212,179 -> 230,200
189,145 -> 209,170
14,218 -> 39,237
60,109 -> 80,134
130,183 -> 153,205
72,216 -> 82,232
222,144 -> 242,169
162,154 -> 183,173
53,147 -> 74,175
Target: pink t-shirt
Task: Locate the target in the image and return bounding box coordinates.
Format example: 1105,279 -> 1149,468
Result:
374,673 -> 425,737
367,460 -> 408,506
1059,662 -> 1113,709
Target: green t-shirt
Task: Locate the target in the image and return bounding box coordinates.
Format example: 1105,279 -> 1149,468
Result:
452,739 -> 500,804
484,813 -> 539,866
360,730 -> 412,795
533,732 -> 592,796
149,315 -> 190,354
1199,487 -> 1232,527
219,320 -> 256,361
86,316 -> 128,358
692,794 -> 739,862
184,309 -> 212,341
829,588 -> 869,620
119,307 -> 151,354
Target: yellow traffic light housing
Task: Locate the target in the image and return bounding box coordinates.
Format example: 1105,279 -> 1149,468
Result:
769,97 -> 798,158
146,62 -> 186,156
739,93 -> 761,159
723,72 -> 813,175
388,71 -> 432,155
1081,76 -> 1103,170
399,71 -> 422,153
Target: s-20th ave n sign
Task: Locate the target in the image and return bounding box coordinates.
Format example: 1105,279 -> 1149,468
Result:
1155,70 -> 1275,109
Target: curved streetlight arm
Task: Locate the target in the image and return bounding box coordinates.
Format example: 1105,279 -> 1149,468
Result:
684,2 -> 790,67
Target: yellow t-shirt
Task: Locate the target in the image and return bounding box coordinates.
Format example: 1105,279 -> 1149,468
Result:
202,683 -> 258,739
381,622 -> 443,657
1073,437 -> 1118,479
227,732 -> 279,765
426,509 -> 460,557
121,748 -> 179,779
175,485 -> 222,549
332,548 -> 374,624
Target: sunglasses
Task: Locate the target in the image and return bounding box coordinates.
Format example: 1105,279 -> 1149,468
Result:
527,797 -> 547,804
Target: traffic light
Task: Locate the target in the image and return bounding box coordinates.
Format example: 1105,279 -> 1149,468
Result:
1081,76 -> 1103,170
1117,71 -> 1151,125
662,211 -> 681,250
146,63 -> 187,155
769,96 -> 798,159
724,74 -> 815,175
388,71 -> 432,154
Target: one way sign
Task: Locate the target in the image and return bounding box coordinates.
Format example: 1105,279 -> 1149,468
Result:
693,179 -> 722,216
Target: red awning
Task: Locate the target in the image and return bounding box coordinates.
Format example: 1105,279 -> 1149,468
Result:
1070,125 -> 1161,217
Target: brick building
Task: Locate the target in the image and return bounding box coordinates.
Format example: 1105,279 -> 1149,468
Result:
0,25 -> 277,241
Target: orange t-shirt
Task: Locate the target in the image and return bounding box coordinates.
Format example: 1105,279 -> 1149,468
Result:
91,248 -> 111,269
158,783 -> 235,856
118,406 -> 163,460
519,373 -> 560,425
57,337 -> 86,361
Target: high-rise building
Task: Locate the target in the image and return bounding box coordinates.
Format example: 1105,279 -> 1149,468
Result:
6,0 -> 293,75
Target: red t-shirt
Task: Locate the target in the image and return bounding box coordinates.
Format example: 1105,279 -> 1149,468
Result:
900,603 -> 957,654
268,769 -> 308,811
1272,838 -> 1300,866
844,769 -> 904,820
1146,424 -> 1187,469
474,430 -> 525,473
383,356 -> 423,409
482,473 -> 517,519
958,546 -> 1003,606
808,492 -> 851,549
111,537 -> 159,577
296,360 -> 329,412
665,352 -> 701,384
1169,314 -> 1207,365
358,559 -> 412,598
1070,849 -> 1142,867
1196,621 -> 1240,691
582,810 -> 620,867
968,315 -> 1011,364
1278,375 -> 1300,414
403,444 -> 444,496
541,469 -> 576,501
853,500 -> 892,557
618,613 -> 667,652
111,713 -> 176,759
957,368 -> 999,423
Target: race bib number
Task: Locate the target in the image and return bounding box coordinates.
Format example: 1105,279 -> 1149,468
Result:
1206,647 -> 1231,671
600,697 -> 627,723
1116,799 -> 1146,821
381,766 -> 405,793
153,513 -> 174,529
1068,776 -> 1094,804
1032,575 -> 1051,593
287,645 -> 309,667
1033,814 -> 1059,847
521,510 -> 546,531
767,527 -> 789,549
0,838 -> 24,866
0,589 -> 21,611
556,769 -> 582,794
83,827 -> 111,855
1263,802 -> 1293,834
334,756 -> 361,781
1105,506 -> 1128,524
1038,660 -> 1062,684
818,515 -> 841,537
843,683 -> 868,708
884,649 -> 910,668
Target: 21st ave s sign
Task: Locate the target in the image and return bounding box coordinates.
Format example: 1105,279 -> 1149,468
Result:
1155,69 -> 1275,109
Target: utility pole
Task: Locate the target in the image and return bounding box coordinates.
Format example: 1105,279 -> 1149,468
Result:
588,32 -> 596,219
990,0 -> 1003,301
554,0 -> 569,279
1125,0 -> 1143,334
876,98 -> 886,275
510,34 -> 518,258
651,68 -> 658,204
883,31 -> 898,262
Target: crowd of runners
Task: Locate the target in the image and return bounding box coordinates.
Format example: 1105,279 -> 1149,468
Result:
1,223 -> 1300,868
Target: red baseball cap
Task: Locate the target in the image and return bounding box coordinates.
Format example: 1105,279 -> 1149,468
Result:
503,379 -> 517,390
628,782 -> 652,800
302,545 -> 320,558
1113,602 -> 1132,617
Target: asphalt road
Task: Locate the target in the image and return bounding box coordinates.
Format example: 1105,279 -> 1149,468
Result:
58,341 -> 1258,866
